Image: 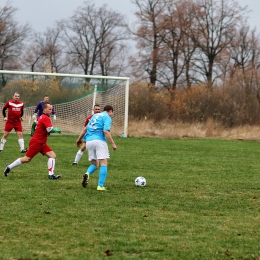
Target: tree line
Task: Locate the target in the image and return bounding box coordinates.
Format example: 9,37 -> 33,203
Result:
1,0 -> 260,126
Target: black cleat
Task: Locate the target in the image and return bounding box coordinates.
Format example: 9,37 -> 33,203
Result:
4,165 -> 11,177
49,174 -> 61,180
82,173 -> 89,188
71,162 -> 78,165
21,148 -> 27,153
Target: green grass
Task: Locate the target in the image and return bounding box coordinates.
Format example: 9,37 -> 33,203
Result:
1,134 -> 260,259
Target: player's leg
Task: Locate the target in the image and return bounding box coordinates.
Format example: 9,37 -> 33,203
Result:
0,131 -> 9,152
82,141 -> 98,188
45,147 -> 60,180
16,122 -> 27,153
4,139 -> 40,176
71,142 -> 86,165
96,141 -> 110,191
4,155 -> 32,176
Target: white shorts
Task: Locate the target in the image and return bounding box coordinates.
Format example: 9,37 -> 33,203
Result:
86,140 -> 110,161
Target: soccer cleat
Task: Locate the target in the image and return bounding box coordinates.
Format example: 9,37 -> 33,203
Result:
48,174 -> 61,180
4,165 -> 11,177
71,162 -> 78,166
97,186 -> 107,191
0,149 -> 3,153
82,173 -> 89,188
21,148 -> 27,153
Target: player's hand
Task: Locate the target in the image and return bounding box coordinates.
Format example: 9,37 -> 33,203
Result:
4,117 -> 7,121
20,117 -> 24,121
53,115 -> 57,120
112,143 -> 117,151
32,113 -> 37,120
76,140 -> 82,148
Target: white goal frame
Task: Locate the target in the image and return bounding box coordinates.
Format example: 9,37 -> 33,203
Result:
0,70 -> 130,137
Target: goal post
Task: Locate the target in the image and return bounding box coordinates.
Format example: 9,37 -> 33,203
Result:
0,70 -> 130,137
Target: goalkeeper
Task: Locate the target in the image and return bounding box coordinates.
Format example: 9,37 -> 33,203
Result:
31,95 -> 56,136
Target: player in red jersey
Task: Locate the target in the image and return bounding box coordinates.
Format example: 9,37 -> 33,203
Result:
71,104 -> 101,165
4,102 -> 61,180
0,92 -> 27,153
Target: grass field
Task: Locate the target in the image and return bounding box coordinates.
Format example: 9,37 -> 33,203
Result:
1,133 -> 260,260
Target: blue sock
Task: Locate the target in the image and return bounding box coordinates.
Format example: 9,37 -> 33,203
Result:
98,165 -> 107,187
86,164 -> 97,176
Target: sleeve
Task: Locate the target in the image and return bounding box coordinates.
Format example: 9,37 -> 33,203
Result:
103,116 -> 112,131
34,102 -> 41,113
2,102 -> 8,117
2,107 -> 7,117
43,116 -> 53,132
84,115 -> 93,127
21,106 -> 24,117
52,105 -> 56,115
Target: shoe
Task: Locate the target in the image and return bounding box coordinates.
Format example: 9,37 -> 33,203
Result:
21,148 -> 27,153
71,162 -> 78,165
0,149 -> 2,153
97,186 -> 107,191
4,165 -> 11,177
49,174 -> 61,179
82,173 -> 89,188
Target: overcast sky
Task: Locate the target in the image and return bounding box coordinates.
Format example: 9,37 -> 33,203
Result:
5,0 -> 260,33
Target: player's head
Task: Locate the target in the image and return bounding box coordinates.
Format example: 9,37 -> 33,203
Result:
104,105 -> 114,116
93,104 -> 101,114
43,102 -> 53,116
43,95 -> 49,102
12,92 -> 20,102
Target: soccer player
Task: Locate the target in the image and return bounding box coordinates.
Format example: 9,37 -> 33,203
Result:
4,102 -> 61,180
31,95 -> 56,136
72,104 -> 101,165
79,105 -> 117,191
0,92 -> 27,153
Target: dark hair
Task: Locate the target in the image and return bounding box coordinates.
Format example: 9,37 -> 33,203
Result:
103,105 -> 113,112
94,104 -> 100,108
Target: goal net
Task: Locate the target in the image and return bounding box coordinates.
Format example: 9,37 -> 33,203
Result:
0,70 -> 129,137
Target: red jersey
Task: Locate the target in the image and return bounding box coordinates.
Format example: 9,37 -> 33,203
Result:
4,100 -> 24,122
31,113 -> 52,143
84,114 -> 94,127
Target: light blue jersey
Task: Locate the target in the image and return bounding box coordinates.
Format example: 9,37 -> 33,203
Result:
84,111 -> 112,142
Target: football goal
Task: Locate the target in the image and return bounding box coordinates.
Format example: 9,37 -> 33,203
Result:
0,70 -> 129,137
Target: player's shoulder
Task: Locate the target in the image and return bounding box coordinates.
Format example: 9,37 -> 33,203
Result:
87,114 -> 93,120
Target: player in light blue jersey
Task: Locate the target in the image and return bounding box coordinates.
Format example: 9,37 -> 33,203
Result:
76,105 -> 117,191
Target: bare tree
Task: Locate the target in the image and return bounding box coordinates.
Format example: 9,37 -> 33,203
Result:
0,1 -> 30,87
131,0 -> 170,87
184,0 -> 247,88
156,1 -> 197,90
59,1 -> 128,78
24,27 -> 69,74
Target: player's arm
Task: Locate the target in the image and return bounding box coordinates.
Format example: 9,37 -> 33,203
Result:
2,107 -> 7,117
32,103 -> 40,119
52,106 -> 57,120
20,107 -> 24,121
76,127 -> 86,147
104,130 -> 116,150
2,107 -> 7,120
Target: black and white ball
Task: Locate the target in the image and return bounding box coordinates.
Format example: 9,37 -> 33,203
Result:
135,176 -> 146,187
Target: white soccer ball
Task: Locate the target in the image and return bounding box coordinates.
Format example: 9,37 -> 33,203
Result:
135,176 -> 146,187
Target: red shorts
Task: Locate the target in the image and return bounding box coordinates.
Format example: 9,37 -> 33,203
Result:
26,140 -> 52,159
5,120 -> 23,132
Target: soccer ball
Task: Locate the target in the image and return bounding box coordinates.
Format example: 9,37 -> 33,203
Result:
135,176 -> 146,187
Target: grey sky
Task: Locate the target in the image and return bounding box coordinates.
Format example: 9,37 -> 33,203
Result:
8,0 -> 136,32
6,0 -> 260,33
